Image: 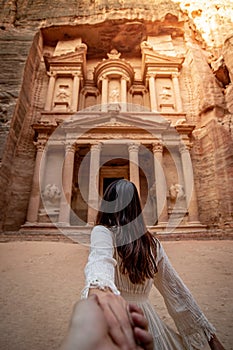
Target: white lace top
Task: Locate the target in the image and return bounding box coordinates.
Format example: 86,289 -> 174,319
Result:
82,225 -> 216,350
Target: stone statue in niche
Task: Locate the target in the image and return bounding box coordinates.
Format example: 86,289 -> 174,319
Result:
169,183 -> 184,200
109,88 -> 119,102
169,183 -> 186,208
42,183 -> 61,210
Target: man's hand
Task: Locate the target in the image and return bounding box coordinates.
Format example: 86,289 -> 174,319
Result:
61,292 -> 154,350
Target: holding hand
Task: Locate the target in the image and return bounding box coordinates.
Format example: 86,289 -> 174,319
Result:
95,291 -> 153,350
61,292 -> 153,350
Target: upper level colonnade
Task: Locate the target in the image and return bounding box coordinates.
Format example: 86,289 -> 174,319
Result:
42,37 -> 185,118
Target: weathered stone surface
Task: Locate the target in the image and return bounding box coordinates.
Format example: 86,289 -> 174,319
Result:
192,120 -> 233,228
0,0 -> 232,232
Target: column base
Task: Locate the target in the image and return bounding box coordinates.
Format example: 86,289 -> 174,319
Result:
19,223 -> 93,244
148,221 -> 207,235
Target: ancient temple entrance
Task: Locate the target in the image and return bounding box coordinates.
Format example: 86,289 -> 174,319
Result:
103,178 -> 124,193
99,162 -> 129,197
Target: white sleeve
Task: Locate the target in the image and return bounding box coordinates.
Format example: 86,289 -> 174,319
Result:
81,225 -> 120,299
153,240 -> 216,349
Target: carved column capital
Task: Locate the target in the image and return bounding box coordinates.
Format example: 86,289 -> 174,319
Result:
128,143 -> 140,153
47,71 -> 56,78
91,142 -> 102,152
172,72 -> 180,78
121,76 -> 128,82
147,73 -> 156,79
65,142 -> 77,153
179,142 -> 192,154
72,72 -> 82,78
152,141 -> 163,153
33,139 -> 47,152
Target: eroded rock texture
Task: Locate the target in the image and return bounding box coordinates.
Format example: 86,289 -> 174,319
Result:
0,0 -> 232,232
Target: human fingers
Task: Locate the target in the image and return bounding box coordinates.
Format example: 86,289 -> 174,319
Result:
97,293 -> 137,350
134,327 -> 154,350
130,311 -> 148,331
128,304 -> 153,350
128,303 -> 144,316
66,296 -> 111,350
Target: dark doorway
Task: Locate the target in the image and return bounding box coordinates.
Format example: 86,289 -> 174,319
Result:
103,177 -> 124,194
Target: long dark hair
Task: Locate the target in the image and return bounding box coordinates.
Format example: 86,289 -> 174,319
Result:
95,179 -> 157,284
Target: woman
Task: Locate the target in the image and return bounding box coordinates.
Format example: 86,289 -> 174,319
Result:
82,179 -> 224,350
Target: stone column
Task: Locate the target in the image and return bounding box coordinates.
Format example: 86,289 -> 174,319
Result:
101,76 -> 108,112
71,73 -> 81,111
87,143 -> 102,224
179,143 -> 200,222
172,73 -> 183,112
152,141 -> 168,224
148,74 -> 158,112
58,143 -> 76,225
26,139 -> 47,223
44,72 -> 56,111
128,143 -> 140,195
121,77 -> 127,112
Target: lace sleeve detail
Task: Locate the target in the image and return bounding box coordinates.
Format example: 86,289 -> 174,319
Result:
81,225 -> 120,299
153,240 -> 216,349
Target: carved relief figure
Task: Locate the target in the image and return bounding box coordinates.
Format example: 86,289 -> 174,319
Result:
169,183 -> 186,212
109,88 -> 119,102
169,183 -> 185,202
42,183 -> 61,209
55,84 -> 70,102
159,86 -> 172,101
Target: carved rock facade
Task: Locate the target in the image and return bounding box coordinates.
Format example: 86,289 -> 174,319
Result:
0,0 -> 232,233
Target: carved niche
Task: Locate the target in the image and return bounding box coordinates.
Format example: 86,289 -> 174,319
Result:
94,49 -> 135,111
141,38 -> 184,113
43,39 -> 87,112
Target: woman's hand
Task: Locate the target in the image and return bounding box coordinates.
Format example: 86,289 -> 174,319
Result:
128,303 -> 154,350
90,290 -> 153,350
61,293 -> 153,350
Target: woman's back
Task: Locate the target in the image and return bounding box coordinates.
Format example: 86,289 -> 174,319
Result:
114,250 -> 153,300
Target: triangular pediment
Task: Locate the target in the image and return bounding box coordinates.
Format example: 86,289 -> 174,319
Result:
141,41 -> 184,78
62,112 -> 170,132
143,50 -> 184,66
44,46 -> 87,71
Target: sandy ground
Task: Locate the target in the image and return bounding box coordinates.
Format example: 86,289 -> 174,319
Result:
0,239 -> 232,350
